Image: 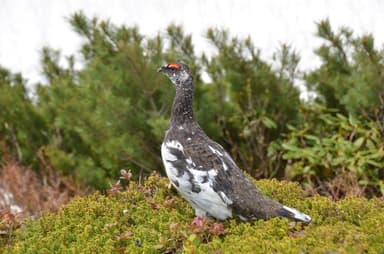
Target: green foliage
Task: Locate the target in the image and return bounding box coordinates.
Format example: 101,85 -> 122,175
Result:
200,30 -> 301,177
5,174 -> 384,253
306,19 -> 384,122
277,104 -> 384,197
34,13 -> 202,188
0,66 -> 47,164
1,13 -> 384,197
0,12 -> 302,188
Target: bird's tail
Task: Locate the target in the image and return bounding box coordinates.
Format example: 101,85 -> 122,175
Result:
276,205 -> 312,223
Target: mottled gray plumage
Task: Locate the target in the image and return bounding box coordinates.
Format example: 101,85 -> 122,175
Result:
159,62 -> 311,223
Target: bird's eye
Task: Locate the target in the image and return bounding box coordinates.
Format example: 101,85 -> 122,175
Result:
167,63 -> 181,70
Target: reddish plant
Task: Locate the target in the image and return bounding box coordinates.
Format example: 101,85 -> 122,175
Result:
0,160 -> 88,218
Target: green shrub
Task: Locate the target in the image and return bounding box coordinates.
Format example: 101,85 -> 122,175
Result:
33,13 -> 303,188
0,66 -> 47,164
201,31 -> 301,178
5,173 -> 384,253
276,105 -> 384,198
306,19 -> 384,121
3,14 -> 384,193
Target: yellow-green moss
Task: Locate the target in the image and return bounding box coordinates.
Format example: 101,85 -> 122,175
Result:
5,174 -> 384,253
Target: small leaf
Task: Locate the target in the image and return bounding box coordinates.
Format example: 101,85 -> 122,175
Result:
281,143 -> 299,151
304,134 -> 320,142
366,139 -> 376,150
366,159 -> 382,167
261,116 -> 277,129
353,137 -> 365,149
302,166 -> 312,174
348,114 -> 358,126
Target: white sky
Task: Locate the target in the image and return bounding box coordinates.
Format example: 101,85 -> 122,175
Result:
0,0 -> 383,86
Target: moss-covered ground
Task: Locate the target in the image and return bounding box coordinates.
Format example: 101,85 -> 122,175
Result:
4,173 -> 384,253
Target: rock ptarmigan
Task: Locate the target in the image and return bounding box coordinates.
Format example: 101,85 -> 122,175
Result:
158,62 -> 311,223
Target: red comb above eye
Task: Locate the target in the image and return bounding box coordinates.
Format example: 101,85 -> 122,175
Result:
167,63 -> 181,69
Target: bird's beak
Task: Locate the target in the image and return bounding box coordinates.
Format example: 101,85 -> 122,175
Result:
158,65 -> 167,73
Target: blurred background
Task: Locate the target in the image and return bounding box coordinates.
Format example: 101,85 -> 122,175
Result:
1,0 -> 384,218
2,0 -> 383,87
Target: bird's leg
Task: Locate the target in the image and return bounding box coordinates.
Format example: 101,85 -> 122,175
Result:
193,208 -> 218,222
194,208 -> 207,217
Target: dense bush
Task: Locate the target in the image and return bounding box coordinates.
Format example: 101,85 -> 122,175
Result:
0,12 -> 303,188
0,67 -> 47,164
275,105 -> 384,198
202,31 -> 301,178
1,12 -> 384,198
306,19 -> 384,125
4,173 -> 384,253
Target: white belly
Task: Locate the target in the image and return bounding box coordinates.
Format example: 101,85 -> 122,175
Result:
161,141 -> 232,220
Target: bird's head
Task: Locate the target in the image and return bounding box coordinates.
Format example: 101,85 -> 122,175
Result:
158,62 -> 193,87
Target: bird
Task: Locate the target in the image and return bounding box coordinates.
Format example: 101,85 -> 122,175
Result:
158,62 -> 311,223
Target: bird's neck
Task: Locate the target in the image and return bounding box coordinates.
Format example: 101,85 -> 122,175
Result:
171,84 -> 194,126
